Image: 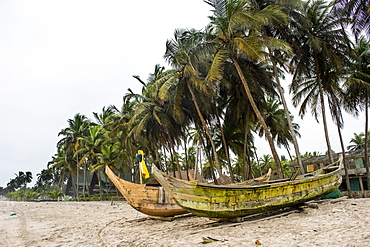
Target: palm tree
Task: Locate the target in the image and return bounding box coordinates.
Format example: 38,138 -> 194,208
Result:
204,0 -> 292,177
58,113 -> 90,200
164,28 -> 227,182
347,132 -> 366,151
251,0 -> 306,174
75,125 -> 105,198
127,66 -> 185,178
289,0 -> 351,163
258,98 -> 301,161
35,168 -> 54,190
12,171 -> 32,190
343,36 -> 370,186
258,154 -> 275,175
289,0 -> 353,196
334,0 -> 370,40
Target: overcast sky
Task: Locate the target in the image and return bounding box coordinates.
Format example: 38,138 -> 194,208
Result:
0,0 -> 365,187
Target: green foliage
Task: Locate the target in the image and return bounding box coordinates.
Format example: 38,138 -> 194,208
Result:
48,190 -> 64,200
7,190 -> 40,201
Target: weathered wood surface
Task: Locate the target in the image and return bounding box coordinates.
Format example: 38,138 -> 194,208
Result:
152,159 -> 343,219
105,166 -> 188,217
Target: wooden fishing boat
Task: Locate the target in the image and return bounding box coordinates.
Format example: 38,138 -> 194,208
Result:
152,158 -> 343,219
105,166 -> 188,217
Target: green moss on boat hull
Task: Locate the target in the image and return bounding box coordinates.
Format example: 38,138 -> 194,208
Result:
152,162 -> 343,219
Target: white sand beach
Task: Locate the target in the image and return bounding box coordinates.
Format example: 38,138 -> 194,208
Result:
1,198 -> 370,247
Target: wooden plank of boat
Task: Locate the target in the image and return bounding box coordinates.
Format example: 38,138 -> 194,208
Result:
105,166 -> 188,217
151,158 -> 343,219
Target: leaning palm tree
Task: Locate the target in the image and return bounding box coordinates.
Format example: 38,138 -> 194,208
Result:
251,0 -> 306,174
343,36 -> 370,187
204,0 -> 292,177
164,28 -> 227,182
289,0 -> 351,164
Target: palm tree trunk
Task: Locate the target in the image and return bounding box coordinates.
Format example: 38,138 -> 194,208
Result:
170,141 -> 182,179
187,81 -> 224,181
76,155 -> 80,201
243,114 -> 253,180
83,163 -> 87,200
253,147 -> 262,177
184,137 -> 190,180
215,106 -> 234,182
155,149 -> 162,171
97,172 -> 103,201
231,55 -> 283,178
169,146 -> 176,177
198,131 -> 218,184
314,56 -> 334,163
243,118 -> 248,180
272,60 -> 304,174
331,92 -> 352,197
365,96 -> 369,189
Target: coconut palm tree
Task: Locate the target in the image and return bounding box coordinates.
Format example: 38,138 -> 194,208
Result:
75,125 -> 106,198
204,0 -> 292,177
334,0 -> 370,40
343,36 -> 370,186
48,147 -> 77,193
258,98 -> 301,161
164,28 -> 227,182
347,133 -> 366,151
289,0 -> 351,163
127,66 -> 185,178
250,0 -> 306,174
58,113 -> 90,200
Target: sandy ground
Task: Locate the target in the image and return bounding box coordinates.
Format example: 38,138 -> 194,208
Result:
1,198 -> 370,247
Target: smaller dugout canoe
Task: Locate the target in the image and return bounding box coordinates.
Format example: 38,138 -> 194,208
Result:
105,166 -> 188,217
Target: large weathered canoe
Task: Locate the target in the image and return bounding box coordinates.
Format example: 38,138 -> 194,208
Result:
152,159 -> 343,218
105,166 -> 188,217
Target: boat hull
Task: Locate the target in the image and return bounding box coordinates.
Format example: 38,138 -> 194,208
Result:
105,166 -> 188,217
152,165 -> 342,218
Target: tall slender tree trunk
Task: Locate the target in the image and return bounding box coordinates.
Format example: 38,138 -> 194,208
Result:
272,60 -> 304,174
168,146 -> 176,177
83,163 -> 87,200
331,93 -> 352,197
170,140 -> 182,179
232,55 -> 283,178
315,56 -> 334,163
198,131 -> 218,184
187,81 -> 224,182
215,106 -> 234,182
243,114 -> 253,180
97,172 -> 103,201
243,118 -> 248,180
155,149 -> 162,171
184,138 -> 190,180
163,147 -> 168,173
75,155 -> 80,201
253,147 -> 262,177
365,96 -> 370,189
